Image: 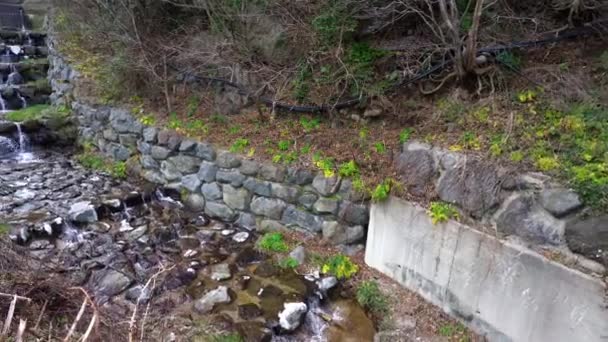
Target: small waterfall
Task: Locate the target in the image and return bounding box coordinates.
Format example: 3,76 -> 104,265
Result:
122,201 -> 132,220
0,93 -> 7,112
14,123 -> 34,162
305,297 -> 329,341
17,91 -> 26,108
19,8 -> 27,33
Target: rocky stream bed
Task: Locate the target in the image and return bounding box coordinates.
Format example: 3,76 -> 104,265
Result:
0,145 -> 375,341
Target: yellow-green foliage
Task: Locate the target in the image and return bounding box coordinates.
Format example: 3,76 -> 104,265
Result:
322,254 -> 358,279
371,178 -> 395,202
76,142 -> 127,179
278,257 -> 299,269
356,280 -> 389,315
259,232 -> 289,253
0,223 -> 11,235
5,105 -> 69,122
429,202 -> 460,224
338,160 -> 359,178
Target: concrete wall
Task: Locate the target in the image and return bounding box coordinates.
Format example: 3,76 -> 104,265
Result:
365,197 -> 608,342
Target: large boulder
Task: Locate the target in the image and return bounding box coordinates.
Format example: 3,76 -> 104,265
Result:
565,215 -> 608,267
251,197 -> 287,220
394,143 -> 437,196
278,302 -> 308,332
223,185 -> 252,210
281,206 -> 324,233
539,188 -> 583,217
194,286 -> 232,313
69,201 -> 98,223
89,269 -> 133,301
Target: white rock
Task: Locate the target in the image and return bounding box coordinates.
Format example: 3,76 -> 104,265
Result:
232,232 -> 249,243
278,302 -> 308,331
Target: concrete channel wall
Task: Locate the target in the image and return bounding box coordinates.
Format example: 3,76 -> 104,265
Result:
365,197 -> 608,342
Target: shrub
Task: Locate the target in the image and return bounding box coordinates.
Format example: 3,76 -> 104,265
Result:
429,202 -> 460,224
230,138 -> 249,153
313,154 -> 335,178
371,179 -> 392,202
259,232 -> 289,253
338,160 -> 359,178
277,140 -> 291,151
356,280 -> 389,315
535,156 -> 560,171
510,151 -> 524,162
399,128 -> 413,144
279,257 -> 300,269
322,254 -> 358,279
300,117 -> 320,132
110,162 -> 127,179
139,115 -> 156,126
312,1 -> 357,46
373,142 -> 386,154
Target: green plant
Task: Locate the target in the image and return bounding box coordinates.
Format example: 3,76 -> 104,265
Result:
293,62 -> 312,102
312,1 -> 357,46
186,95 -> 200,117
438,323 -> 467,338
461,131 -> 481,150
211,114 -> 228,124
429,202 -> 460,224
535,156 -> 560,171
4,104 -> 56,122
438,99 -> 466,123
497,51 -> 522,71
599,50 -> 608,70
278,140 -> 291,151
300,117 -> 320,132
259,232 -> 289,253
110,162 -> 127,179
228,125 -> 241,135
139,114 -> 156,126
322,254 -> 358,279
77,153 -> 105,171
373,142 -> 386,154
208,333 -> 243,342
168,112 -> 183,130
279,257 -> 300,269
352,177 -> 368,194
517,89 -> 538,103
300,144 -> 312,155
399,128 -> 414,144
510,151 -> 524,162
346,42 -> 387,94
313,154 -> 335,177
569,162 -> 608,210
371,179 -> 392,202
356,281 -> 389,315
230,138 -> 249,153
0,223 -> 10,235
338,160 -> 359,178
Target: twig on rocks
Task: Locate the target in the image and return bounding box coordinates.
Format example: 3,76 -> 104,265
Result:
16,319 -> 26,342
1,295 -> 18,336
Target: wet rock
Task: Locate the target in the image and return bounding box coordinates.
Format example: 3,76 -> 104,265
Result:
394,145 -> 437,196
232,232 -> 250,243
216,169 -> 246,187
313,197 -> 339,215
287,168 -> 314,185
151,145 -> 171,160
289,246 -> 306,265
194,286 -> 231,313
251,197 -> 287,220
202,182 -> 223,201
437,159 -> 503,218
539,188 -> 582,217
125,285 -> 151,304
317,276 -> 338,292
14,188 -> 36,201
254,262 -> 279,278
496,195 -> 565,245
205,202 -> 237,221
326,299 -> 375,342
259,164 -> 286,182
282,206 -> 323,233
223,185 -> 252,210
216,151 -> 241,168
238,303 -> 263,320
244,178 -> 272,197
195,142 -> 216,161
167,155 -> 201,174
181,174 -> 202,192
197,161 -> 218,183
184,193 -> 206,212
236,212 -> 257,231
278,302 -> 307,331
210,263 -> 232,281
298,192 -> 318,210
322,221 -> 364,245
125,225 -> 148,241
140,155 -> 159,169
9,226 -> 30,244
142,127 -> 157,143
271,183 -> 300,203
160,160 -> 182,181
565,215 -> 608,267
239,160 -> 259,176
89,269 -> 133,300
236,321 -> 272,342
338,201 -> 369,226
312,174 -> 340,196
69,201 -> 98,223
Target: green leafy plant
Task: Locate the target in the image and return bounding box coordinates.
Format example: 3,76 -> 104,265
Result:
300,144 -> 312,155
371,179 -> 392,202
277,140 -> 291,151
228,125 -> 241,135
5,104 -> 66,122
510,151 -> 524,162
322,254 -> 359,279
293,62 -> 312,102
356,280 -> 389,315
535,156 -> 560,171
139,114 -> 156,126
373,142 -> 386,154
461,131 -> 481,150
279,257 -> 300,269
230,138 -> 249,153
352,177 -> 368,194
312,1 -> 357,46
399,128 -> 414,144
338,160 -> 359,178
359,126 -> 369,140
186,95 -> 200,117
0,223 -> 11,235
497,50 -> 522,71
168,112 -> 183,129
313,154 -> 335,177
300,117 -> 320,132
259,232 -> 289,253
429,202 -> 460,224
211,114 -> 228,124
209,333 -> 243,342
438,323 -> 467,338
110,161 -> 127,179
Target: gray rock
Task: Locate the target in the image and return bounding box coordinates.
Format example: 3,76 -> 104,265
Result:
181,174 -> 202,192
110,108 -> 142,134
210,263 -> 232,281
271,183 -> 301,203
502,172 -> 549,191
151,145 -> 171,160
197,161 -> 218,182
313,197 -> 339,215
194,286 -> 231,313
322,221 -> 364,245
251,197 -> 287,220
259,163 -> 286,182
106,143 -> 131,161
202,182 -> 223,201
539,188 -> 582,217
259,220 -> 287,232
337,179 -> 369,202
167,155 -> 202,174
287,168 -> 315,185
239,160 -> 259,176
216,151 -> 241,168
184,193 -> 206,212
118,134 -> 138,148
437,160 -> 502,218
205,202 -> 237,221
565,215 -> 608,267
244,178 -> 272,197
496,195 -> 565,245
125,285 -> 151,304
338,201 -> 369,226
394,148 -> 437,196
102,128 -> 118,142
195,142 -> 216,161
90,269 -> 133,299
223,185 -> 252,210
236,212 -> 257,231
137,141 -> 152,155
317,276 -> 338,292
179,139 -> 197,152
69,201 -> 98,223
298,192 -> 318,210
282,206 -> 323,233
278,302 -> 307,331
141,170 -> 165,184
125,225 -> 148,241
232,232 -> 250,243
142,127 -> 158,143
160,160 -> 182,181
216,169 -> 246,187
289,246 -> 306,265
167,135 -> 182,151
312,174 -> 340,196
14,188 -> 35,201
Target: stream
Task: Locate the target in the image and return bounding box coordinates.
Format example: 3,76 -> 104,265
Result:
0,130 -> 375,341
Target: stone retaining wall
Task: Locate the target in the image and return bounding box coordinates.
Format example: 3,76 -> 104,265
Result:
72,101 -> 369,245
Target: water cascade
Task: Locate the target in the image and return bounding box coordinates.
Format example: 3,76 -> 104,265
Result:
17,91 -> 26,108
0,135 -> 17,154
0,94 -> 6,112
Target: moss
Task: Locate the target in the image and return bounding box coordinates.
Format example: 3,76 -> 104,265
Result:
0,223 -> 11,235
5,104 -> 51,122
